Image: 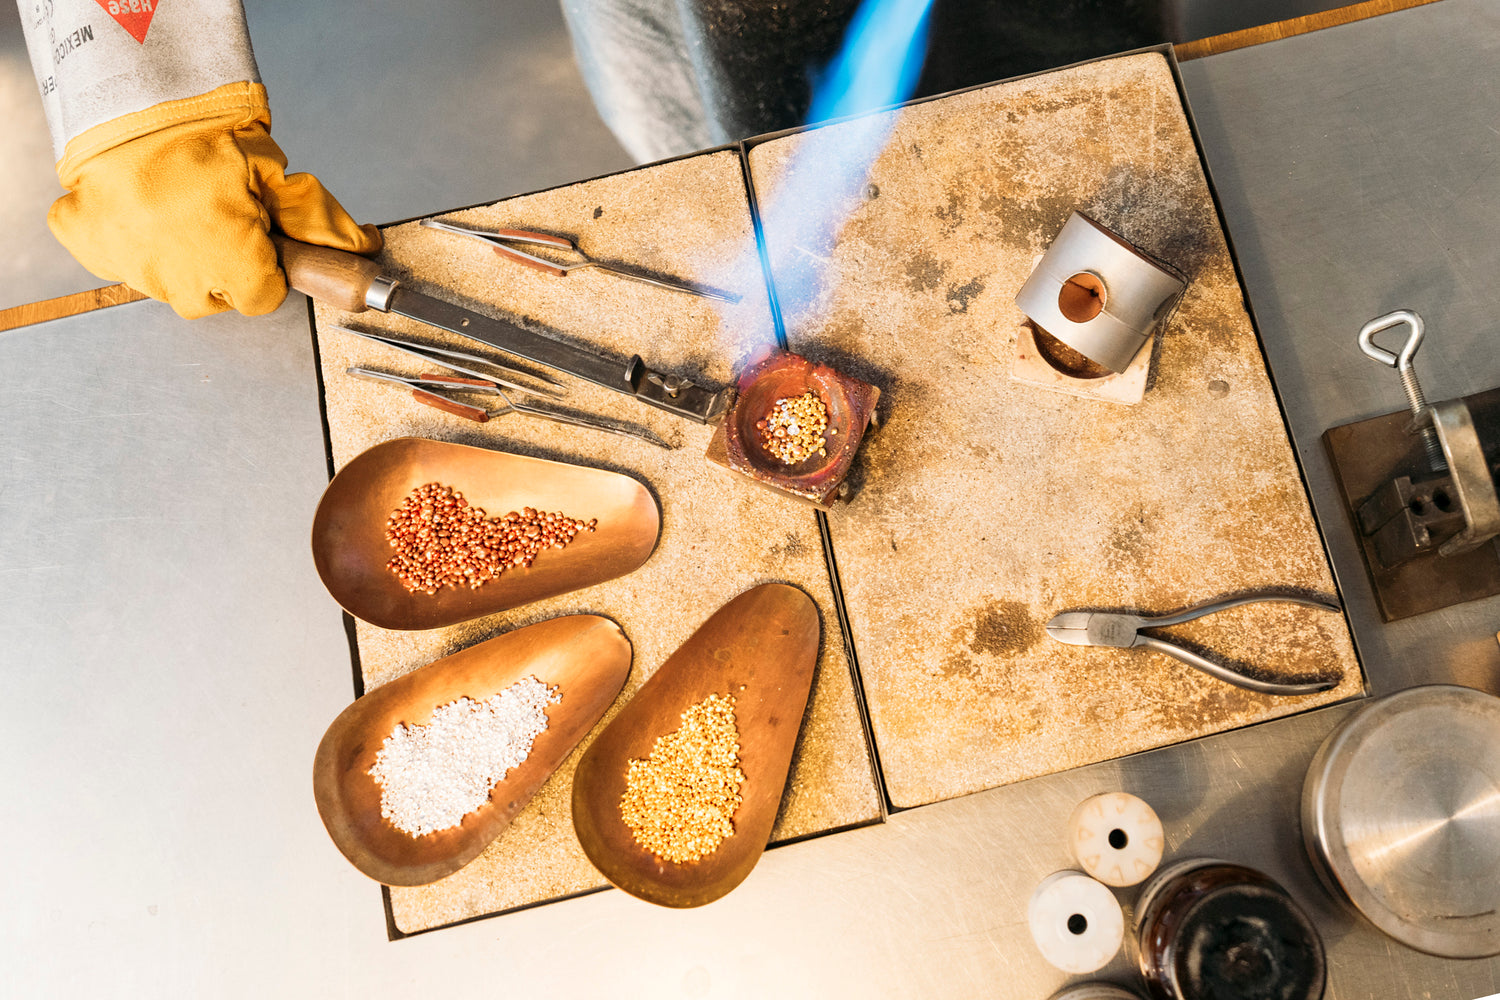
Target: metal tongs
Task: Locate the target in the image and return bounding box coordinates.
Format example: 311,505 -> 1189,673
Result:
420,218 -> 740,304
1045,592 -> 1342,696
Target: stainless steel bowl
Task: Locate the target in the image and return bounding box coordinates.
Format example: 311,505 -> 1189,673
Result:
1302,684 -> 1500,958
1048,983 -> 1145,1000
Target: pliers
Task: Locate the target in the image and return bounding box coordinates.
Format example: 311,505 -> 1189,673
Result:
1045,592 -> 1343,696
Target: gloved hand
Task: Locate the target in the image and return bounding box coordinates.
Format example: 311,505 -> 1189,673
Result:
49,81 -> 381,319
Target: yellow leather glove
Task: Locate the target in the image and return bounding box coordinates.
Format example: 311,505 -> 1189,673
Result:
49,82 -> 381,319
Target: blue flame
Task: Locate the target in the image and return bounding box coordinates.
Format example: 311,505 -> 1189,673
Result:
712,0 -> 935,333
807,0 -> 934,126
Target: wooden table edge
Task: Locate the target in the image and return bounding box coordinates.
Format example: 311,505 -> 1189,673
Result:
1174,0 -> 1443,61
0,284 -> 148,333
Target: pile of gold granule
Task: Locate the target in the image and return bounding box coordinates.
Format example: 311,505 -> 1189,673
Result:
757,390 -> 831,464
620,692 -> 746,863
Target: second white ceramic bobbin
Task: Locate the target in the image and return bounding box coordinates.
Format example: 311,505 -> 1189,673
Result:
1069,791 -> 1165,888
1027,870 -> 1124,974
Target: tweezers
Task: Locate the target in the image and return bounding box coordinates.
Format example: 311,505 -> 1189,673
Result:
1044,592 -> 1342,696
329,324 -> 563,398
420,218 -> 741,303
345,368 -> 673,450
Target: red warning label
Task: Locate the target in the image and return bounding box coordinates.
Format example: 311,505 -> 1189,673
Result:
94,0 -> 157,44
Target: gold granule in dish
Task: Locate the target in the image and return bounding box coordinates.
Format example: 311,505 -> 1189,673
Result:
620,693 -> 745,863
756,390 -> 830,465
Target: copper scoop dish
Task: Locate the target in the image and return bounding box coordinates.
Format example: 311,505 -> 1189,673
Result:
571,583 -> 821,907
311,437 -> 660,630
313,614 -> 632,886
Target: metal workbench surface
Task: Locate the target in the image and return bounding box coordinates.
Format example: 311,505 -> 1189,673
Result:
4,2 -> 1498,997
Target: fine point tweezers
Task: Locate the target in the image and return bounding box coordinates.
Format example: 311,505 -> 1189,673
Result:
345,368 -> 674,450
329,324 -> 564,398
1044,592 -> 1343,696
420,218 -> 741,304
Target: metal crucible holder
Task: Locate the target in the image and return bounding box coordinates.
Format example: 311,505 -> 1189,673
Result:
705,349 -> 881,508
1012,211 -> 1186,405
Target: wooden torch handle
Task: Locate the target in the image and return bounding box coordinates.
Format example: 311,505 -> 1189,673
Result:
272,233 -> 385,313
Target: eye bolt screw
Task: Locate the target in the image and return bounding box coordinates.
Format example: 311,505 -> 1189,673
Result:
1358,309 -> 1447,472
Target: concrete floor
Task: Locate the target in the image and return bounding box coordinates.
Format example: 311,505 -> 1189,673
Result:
0,0 -> 1349,311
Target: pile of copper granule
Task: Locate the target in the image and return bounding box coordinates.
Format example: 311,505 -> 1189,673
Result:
384,482 -> 595,595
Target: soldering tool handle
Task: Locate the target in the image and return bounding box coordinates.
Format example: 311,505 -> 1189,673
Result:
273,233 -> 384,314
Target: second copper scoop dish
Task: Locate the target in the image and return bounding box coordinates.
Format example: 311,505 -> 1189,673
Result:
314,615 -> 632,886
571,583 -> 821,908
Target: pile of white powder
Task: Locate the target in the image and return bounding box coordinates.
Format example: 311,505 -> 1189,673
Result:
368,676 -> 561,837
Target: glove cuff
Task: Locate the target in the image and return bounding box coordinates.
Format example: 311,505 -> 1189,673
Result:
58,81 -> 272,184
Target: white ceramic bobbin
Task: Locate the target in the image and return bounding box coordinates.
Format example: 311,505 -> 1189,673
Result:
1069,792 -> 1165,888
1028,870 -> 1125,974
